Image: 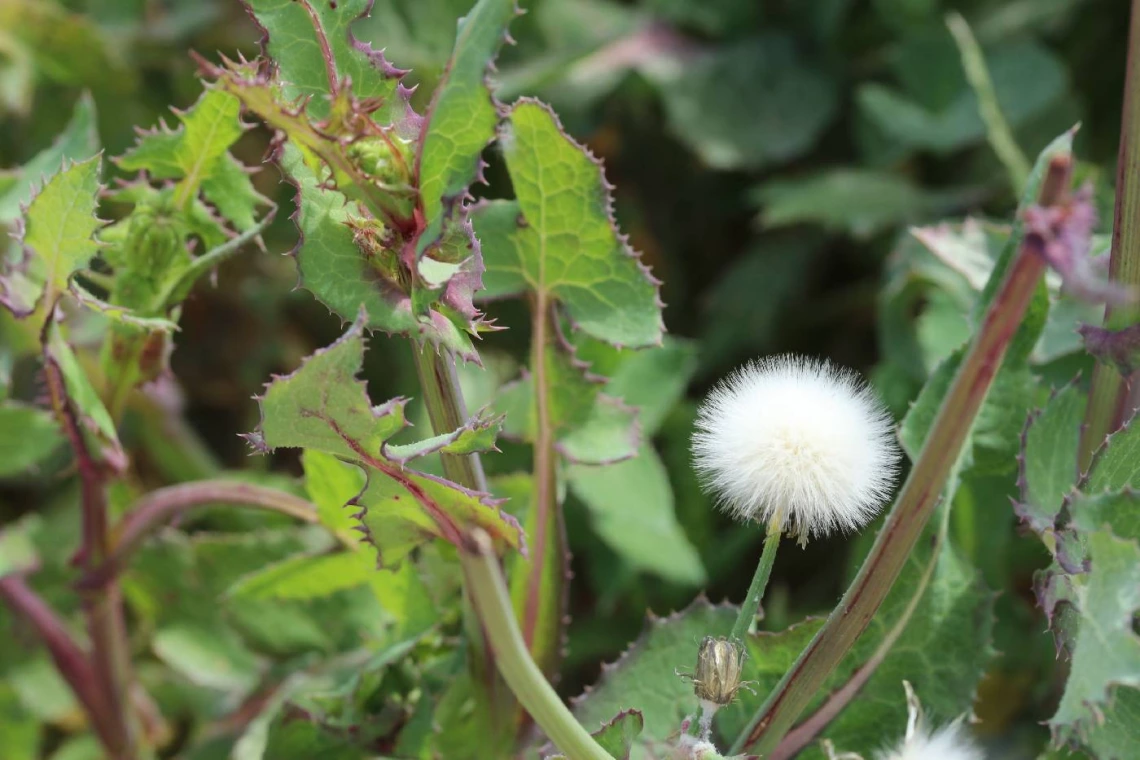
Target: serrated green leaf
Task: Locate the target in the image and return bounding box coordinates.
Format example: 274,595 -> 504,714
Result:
416,0 -> 517,254
0,93 -> 99,223
0,154 -> 102,317
480,100 -> 662,347
592,709 -> 644,760
1049,530 -> 1140,742
574,336 -> 699,437
0,402 -> 63,478
253,314 -> 521,563
244,0 -> 405,124
1075,686 -> 1140,760
568,444 -> 705,585
900,347 -> 1031,481
1069,490 -> 1140,541
1018,381 -> 1085,534
573,599 -> 734,759
116,88 -> 261,229
496,343 -> 638,465
303,449 -> 367,537
1083,414 -> 1140,493
228,551 -> 373,600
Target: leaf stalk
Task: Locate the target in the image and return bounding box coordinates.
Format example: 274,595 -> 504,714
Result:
1080,0 -> 1140,468
461,530 -> 611,760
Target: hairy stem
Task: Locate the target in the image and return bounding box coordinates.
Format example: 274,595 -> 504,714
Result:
733,156 -> 1071,756
0,575 -> 118,751
517,293 -> 567,680
44,357 -> 136,760
1080,0 -> 1140,468
461,531 -> 610,760
729,526 -> 780,644
84,481 -> 325,589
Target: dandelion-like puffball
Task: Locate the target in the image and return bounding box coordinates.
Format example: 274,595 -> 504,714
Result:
692,355 -> 899,539
875,723 -> 985,760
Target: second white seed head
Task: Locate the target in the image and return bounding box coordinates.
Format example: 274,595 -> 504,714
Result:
692,355 -> 900,540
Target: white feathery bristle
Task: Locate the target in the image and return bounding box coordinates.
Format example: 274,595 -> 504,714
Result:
875,721 -> 985,760
692,355 -> 900,538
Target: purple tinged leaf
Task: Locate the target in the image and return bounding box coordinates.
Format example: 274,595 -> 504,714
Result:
1023,183 -> 1137,305
1078,323 -> 1140,377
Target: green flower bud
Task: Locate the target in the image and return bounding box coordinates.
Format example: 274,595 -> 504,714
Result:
692,636 -> 746,706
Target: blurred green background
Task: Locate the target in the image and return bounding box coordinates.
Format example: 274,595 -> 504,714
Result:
0,0 -> 1130,756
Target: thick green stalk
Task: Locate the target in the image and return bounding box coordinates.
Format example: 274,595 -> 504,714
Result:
411,343 -> 489,492
410,343 -> 514,739
461,531 -> 611,760
729,526 -> 780,643
1080,0 -> 1140,469
732,157 -> 1071,756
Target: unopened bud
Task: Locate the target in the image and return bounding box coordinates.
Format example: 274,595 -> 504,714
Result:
692,636 -> 746,706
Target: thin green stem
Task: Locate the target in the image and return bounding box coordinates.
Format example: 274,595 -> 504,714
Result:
947,11 -> 1030,193
729,526 -> 781,643
732,156 -> 1071,757
461,531 -> 611,760
410,342 -> 513,739
156,210 -> 276,309
517,292 -> 566,680
1080,0 -> 1140,468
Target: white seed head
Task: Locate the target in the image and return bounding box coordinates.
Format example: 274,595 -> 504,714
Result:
692,355 -> 900,539
873,682 -> 984,760
874,723 -> 985,760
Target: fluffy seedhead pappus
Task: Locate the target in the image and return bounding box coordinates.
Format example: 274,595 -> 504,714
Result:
692,355 -> 900,542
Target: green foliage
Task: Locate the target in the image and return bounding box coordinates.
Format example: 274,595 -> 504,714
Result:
649,35 -> 838,171
1018,381 -> 1086,533
251,314 -> 521,563
573,600 -> 734,758
1,1 -> 1136,759
0,405 -> 63,478
1049,529 -> 1140,746
0,155 -> 102,317
116,89 -> 262,231
416,0 -> 517,254
0,94 -> 99,222
482,101 -> 662,348
754,169 -> 959,240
